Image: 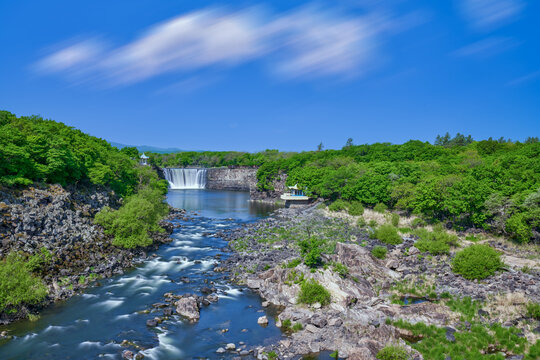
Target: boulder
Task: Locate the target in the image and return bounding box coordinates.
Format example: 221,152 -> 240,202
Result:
175,297 -> 200,322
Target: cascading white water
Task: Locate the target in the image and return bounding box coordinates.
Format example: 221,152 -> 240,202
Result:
163,168 -> 207,189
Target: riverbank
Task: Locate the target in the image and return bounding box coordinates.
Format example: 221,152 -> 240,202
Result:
222,205 -> 540,359
0,184 -> 185,325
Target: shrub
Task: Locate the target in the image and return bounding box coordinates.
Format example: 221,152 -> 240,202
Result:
292,322 -> 303,331
357,217 -> 367,227
411,218 -> 426,228
372,246 -> 388,259
285,258 -> 302,268
526,302 -> 540,320
281,318 -> 292,330
25,247 -> 53,273
412,228 -> 458,255
348,201 -> 364,216
374,203 -> 388,213
390,213 -> 400,227
298,279 -> 331,306
371,224 -> 403,245
95,187 -> 168,248
298,237 -> 324,268
369,219 -> 378,228
332,262 -> 349,278
0,252 -> 48,311
452,245 -> 502,280
376,345 -> 408,360
328,199 -> 347,212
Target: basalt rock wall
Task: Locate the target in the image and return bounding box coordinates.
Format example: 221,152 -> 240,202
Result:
206,168 -> 258,192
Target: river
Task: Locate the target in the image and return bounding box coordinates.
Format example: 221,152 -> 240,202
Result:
0,189 -> 284,359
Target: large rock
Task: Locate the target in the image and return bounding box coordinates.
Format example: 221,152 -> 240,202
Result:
175,297 -> 200,322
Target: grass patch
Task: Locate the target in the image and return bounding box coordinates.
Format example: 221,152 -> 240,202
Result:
392,319 -> 534,360
376,345 -> 408,360
526,302 -> 540,320
412,227 -> 458,255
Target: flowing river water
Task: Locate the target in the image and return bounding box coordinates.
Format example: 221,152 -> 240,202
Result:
0,190 -> 289,359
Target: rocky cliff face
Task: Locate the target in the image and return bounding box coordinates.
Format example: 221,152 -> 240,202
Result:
206,168 -> 257,191
0,184 -> 175,324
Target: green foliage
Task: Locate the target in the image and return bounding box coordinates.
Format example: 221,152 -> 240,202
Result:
390,213 -> 400,227
0,252 -> 48,312
446,296 -> 482,321
376,345 -> 408,360
412,227 -> 458,255
292,322 -> 303,331
452,245 -> 503,280
328,199 -> 347,212
357,217 -> 367,227
332,262 -> 349,278
411,218 -> 426,228
298,237 -> 324,268
0,111 -> 138,195
298,279 -> 331,306
392,319 -> 534,360
285,258 -> 302,268
373,203 -> 388,213
266,351 -> 278,360
347,201 -> 364,216
371,224 -> 403,245
372,245 -> 388,259
526,302 -> 540,320
95,186 -> 168,248
25,247 -> 53,273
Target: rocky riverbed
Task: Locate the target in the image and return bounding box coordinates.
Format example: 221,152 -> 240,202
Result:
0,184 -> 186,325
222,205 -> 540,359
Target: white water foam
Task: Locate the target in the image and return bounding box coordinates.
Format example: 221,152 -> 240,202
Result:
140,331 -> 183,359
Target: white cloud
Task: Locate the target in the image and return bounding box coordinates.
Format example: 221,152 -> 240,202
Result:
37,39 -> 104,73
35,4 -> 419,86
460,0 -> 524,30
452,37 -> 518,58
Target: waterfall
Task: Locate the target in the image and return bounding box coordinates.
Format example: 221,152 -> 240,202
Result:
163,168 -> 207,189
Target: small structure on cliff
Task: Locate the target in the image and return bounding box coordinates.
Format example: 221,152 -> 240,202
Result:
280,184 -> 310,207
139,153 -> 149,166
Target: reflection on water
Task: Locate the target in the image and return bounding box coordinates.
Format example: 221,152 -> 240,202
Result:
167,189 -> 281,219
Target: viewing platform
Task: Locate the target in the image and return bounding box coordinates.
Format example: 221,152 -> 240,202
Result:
281,184 -> 311,207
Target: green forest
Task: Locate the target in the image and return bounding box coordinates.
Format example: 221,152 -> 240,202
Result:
151,135 -> 540,244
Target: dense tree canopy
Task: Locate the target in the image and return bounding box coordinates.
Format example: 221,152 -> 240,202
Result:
0,110 -> 139,195
153,135 -> 539,243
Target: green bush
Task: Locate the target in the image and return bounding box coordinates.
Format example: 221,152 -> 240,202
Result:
411,218 -> 426,228
285,258 -> 302,268
372,246 -> 388,259
298,279 -> 331,306
412,228 -> 458,255
95,187 -> 168,248
374,203 -> 388,213
298,237 -> 324,268
371,224 -> 403,245
348,201 -> 364,216
376,345 -> 408,360
328,199 -> 347,212
390,213 -> 400,227
357,217 -> 367,227
0,252 -> 48,312
526,302 -> 540,320
25,247 -> 53,273
452,245 -> 502,280
332,262 -> 349,278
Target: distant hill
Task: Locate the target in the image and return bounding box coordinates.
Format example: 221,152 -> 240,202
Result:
109,142 -> 190,154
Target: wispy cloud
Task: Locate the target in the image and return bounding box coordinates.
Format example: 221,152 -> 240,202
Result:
452,37 -> 518,58
459,0 -> 525,31
507,70 -> 540,86
35,4 -> 422,87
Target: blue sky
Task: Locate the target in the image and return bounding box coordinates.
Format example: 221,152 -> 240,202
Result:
0,0 -> 538,151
